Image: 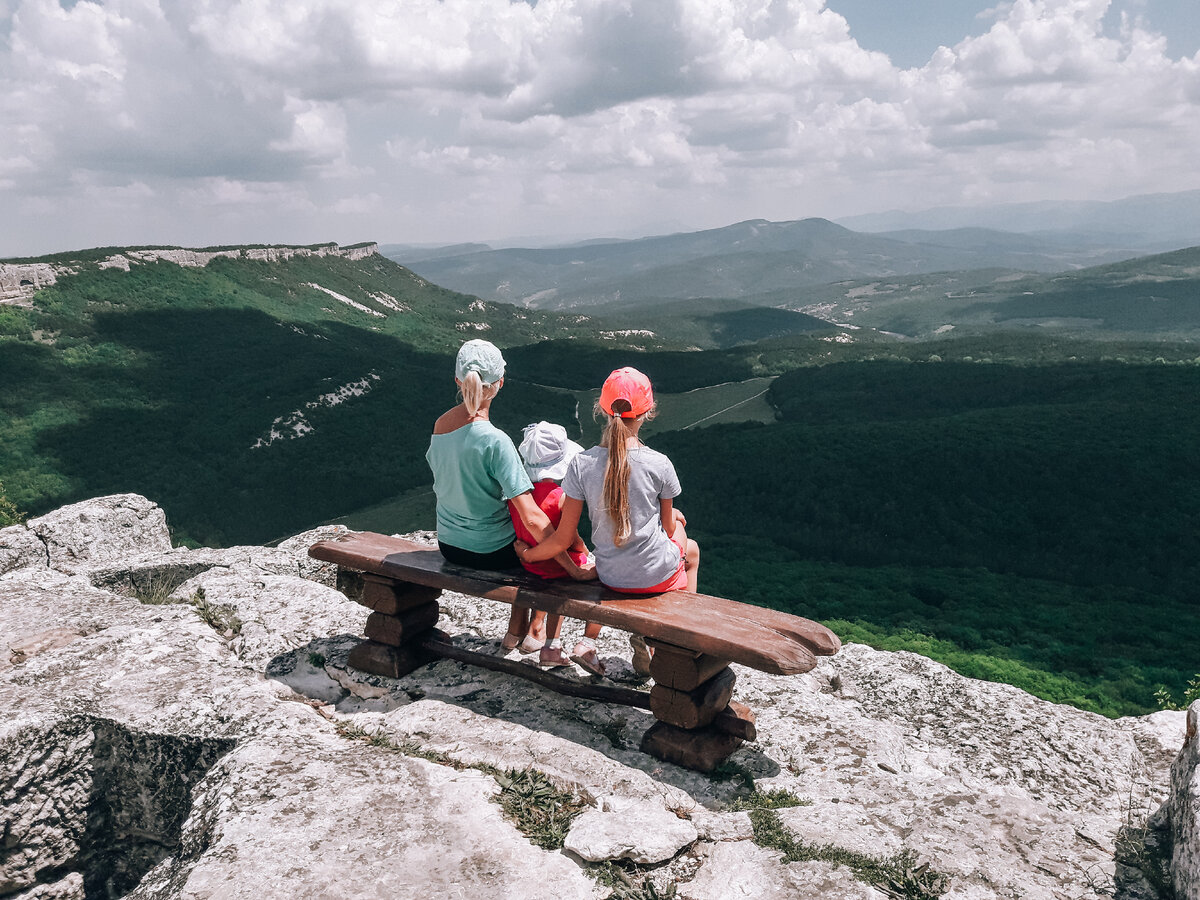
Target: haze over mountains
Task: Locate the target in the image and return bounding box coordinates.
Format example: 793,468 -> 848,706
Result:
386,191 -> 1200,320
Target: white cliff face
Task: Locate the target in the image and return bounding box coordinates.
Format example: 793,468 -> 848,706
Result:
0,244 -> 381,305
0,495 -> 1195,900
0,263 -> 64,305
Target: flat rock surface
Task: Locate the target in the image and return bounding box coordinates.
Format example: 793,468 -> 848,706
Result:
1,497 -> 1193,899
565,800 -> 699,863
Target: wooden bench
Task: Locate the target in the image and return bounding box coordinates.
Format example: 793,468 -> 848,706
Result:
309,532 -> 841,771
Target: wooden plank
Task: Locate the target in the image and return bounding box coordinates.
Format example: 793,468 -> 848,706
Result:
649,667 -> 737,730
420,635 -> 654,710
640,721 -> 744,772
310,533 -> 839,676
363,603 -> 441,646
338,569 -> 442,614
347,639 -> 437,679
712,701 -> 756,742
647,641 -> 730,692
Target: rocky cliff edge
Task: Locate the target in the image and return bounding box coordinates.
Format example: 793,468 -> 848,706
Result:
1,494 -> 1196,900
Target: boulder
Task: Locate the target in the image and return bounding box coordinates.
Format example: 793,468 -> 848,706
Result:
564,798 -> 698,863
0,522 -> 48,575
1,498 -> 1194,900
27,494 -> 171,573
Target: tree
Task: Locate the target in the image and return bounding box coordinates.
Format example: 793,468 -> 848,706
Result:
0,480 -> 22,527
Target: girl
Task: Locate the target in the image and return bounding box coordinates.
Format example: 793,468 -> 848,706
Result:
514,367 -> 700,668
426,339 -> 596,666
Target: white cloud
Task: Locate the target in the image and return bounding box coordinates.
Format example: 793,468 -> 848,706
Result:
1,0 -> 1198,255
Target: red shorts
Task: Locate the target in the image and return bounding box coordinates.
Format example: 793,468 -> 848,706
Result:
605,532 -> 689,594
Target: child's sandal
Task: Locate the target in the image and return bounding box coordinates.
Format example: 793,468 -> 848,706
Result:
501,631 -> 523,652
570,642 -> 606,677
539,646 -> 572,668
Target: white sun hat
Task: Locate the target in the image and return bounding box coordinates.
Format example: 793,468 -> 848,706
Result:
518,421 -> 585,483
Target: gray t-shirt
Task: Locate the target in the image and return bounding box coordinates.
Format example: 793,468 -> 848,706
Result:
561,445 -> 682,589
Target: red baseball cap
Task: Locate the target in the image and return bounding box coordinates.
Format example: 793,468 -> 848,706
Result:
599,367 -> 654,418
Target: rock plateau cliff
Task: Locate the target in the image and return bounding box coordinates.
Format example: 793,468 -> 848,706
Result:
1,495 -> 1196,899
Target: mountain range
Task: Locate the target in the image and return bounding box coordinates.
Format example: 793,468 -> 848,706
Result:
389,216 -> 1168,315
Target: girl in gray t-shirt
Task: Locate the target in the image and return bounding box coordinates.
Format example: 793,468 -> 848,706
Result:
515,367 -> 700,594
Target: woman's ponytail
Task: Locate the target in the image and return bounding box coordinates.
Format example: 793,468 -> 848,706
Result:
599,400 -> 634,546
460,371 -> 484,416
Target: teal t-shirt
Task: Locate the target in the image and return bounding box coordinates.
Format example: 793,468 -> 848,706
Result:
426,421 -> 534,553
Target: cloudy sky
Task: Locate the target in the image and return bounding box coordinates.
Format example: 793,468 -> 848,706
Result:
1,0 -> 1198,256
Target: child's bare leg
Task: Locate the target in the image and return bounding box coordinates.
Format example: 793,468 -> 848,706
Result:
502,605 -> 530,650
540,613 -> 570,667
528,610 -> 547,642
507,606 -> 529,636
673,520 -> 700,593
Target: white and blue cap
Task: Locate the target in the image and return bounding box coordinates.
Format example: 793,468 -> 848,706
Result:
519,421 -> 584,483
455,339 -> 506,385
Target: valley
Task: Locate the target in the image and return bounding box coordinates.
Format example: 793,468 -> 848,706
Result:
3,227 -> 1199,721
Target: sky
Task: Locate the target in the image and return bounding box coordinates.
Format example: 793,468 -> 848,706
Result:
1,0 -> 1198,257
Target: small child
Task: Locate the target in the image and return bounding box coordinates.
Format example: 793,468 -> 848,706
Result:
505,422 -> 605,673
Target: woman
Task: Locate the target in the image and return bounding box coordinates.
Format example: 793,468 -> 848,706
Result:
425,339 -> 595,666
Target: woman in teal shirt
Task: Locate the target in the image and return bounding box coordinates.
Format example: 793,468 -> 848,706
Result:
426,340 -> 595,663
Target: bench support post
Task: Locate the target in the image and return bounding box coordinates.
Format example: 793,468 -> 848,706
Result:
640,639 -> 755,771
340,570 -> 444,679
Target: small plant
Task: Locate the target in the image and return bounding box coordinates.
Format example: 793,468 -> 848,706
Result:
188,587 -> 243,636
590,861 -> 678,900
307,651 -> 326,669
1155,675 -> 1200,711
490,768 -> 588,851
0,479 -> 24,527
747,807 -> 949,899
131,574 -> 179,606
728,786 -> 811,812
1111,758 -> 1176,898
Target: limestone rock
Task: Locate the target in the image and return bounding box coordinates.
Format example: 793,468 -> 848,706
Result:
0,523 -> 47,575
1171,700 -> 1200,898
168,570 -> 367,669
27,494 -> 171,573
127,734 -> 600,900
2,499 -> 1195,900
564,798 -> 698,863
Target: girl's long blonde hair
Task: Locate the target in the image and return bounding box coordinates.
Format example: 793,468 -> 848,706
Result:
597,398 -> 655,546
459,371 -> 500,417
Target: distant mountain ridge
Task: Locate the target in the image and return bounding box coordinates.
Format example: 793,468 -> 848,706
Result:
1,242 -> 379,306
395,217 -> 1153,312
836,189 -> 1200,249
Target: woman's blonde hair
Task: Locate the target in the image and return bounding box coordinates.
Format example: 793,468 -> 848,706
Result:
596,397 -> 656,546
459,371 -> 500,416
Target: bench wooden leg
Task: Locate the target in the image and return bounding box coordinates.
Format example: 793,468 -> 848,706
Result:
640,640 -> 755,771
338,569 -> 444,679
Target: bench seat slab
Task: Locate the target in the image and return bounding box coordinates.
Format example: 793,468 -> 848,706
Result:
311,533 -> 840,676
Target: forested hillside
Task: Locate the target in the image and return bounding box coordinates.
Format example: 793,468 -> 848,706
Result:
3,245 -> 1199,719
0,249 -> 586,543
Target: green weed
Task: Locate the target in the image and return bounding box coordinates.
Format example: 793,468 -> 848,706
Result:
748,807 -> 949,899
728,787 -> 810,812
188,587 -> 242,636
